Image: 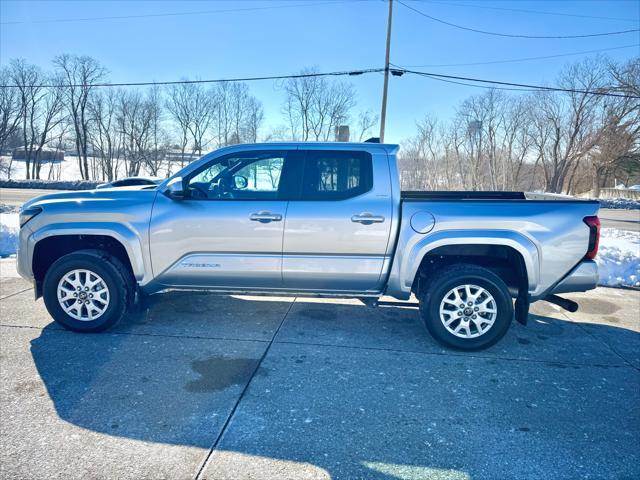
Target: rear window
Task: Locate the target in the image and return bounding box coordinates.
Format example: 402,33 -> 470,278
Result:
301,151 -> 373,200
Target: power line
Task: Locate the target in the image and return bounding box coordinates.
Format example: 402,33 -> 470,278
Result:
389,63 -> 539,92
0,0 -> 356,25
2,66 -> 637,99
397,0 -> 640,38
414,0 -> 639,23
400,44 -> 640,68
0,68 -> 384,89
402,68 -> 640,98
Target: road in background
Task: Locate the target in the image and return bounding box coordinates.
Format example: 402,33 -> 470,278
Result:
1,187 -> 638,231
599,208 -> 640,232
0,188 -> 64,207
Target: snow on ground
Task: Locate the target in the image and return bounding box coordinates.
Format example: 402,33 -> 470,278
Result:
596,228 -> 640,288
598,198 -> 640,210
0,204 -> 20,213
0,213 -> 19,258
0,179 -> 99,190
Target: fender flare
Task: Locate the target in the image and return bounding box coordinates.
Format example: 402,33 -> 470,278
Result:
29,222 -> 150,284
389,229 -> 540,299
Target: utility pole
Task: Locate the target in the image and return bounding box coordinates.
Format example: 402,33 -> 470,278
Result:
379,0 -> 393,143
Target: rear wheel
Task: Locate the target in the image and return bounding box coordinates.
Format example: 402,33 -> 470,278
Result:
43,250 -> 130,333
419,264 -> 513,350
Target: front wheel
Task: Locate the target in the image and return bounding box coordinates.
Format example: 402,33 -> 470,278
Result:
419,264 -> 513,350
43,250 -> 130,333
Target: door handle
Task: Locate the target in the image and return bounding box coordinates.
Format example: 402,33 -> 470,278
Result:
250,211 -> 282,223
351,213 -> 385,225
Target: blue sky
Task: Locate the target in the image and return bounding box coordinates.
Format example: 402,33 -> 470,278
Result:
1,0 -> 639,143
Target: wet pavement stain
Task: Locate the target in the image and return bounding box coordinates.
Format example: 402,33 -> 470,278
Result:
517,338 -> 531,345
575,298 -> 620,315
185,356 -> 260,393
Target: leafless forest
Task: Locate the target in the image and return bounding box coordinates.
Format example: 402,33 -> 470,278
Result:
0,54 -> 638,195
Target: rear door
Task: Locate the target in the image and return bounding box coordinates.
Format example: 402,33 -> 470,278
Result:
150,149 -> 296,289
282,149 -> 394,292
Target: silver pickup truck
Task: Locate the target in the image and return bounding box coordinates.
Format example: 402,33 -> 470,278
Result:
17,142 -> 600,350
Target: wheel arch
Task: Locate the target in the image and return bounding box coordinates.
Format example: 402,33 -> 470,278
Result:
30,225 -> 145,297
387,230 -> 540,299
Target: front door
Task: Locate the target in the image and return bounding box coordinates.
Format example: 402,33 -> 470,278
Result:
149,150 -> 292,289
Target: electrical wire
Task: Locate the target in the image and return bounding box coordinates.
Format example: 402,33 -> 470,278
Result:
0,68 -> 385,89
413,0 -> 639,23
397,0 -> 640,39
399,44 -> 640,68
401,68 -> 640,98
0,0 -> 356,25
2,66 -> 638,99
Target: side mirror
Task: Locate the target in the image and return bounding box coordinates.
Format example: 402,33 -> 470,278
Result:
233,175 -> 248,190
165,177 -> 186,199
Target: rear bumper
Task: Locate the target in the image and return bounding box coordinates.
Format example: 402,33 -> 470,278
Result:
549,260 -> 598,295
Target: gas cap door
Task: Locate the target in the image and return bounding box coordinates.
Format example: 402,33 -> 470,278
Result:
410,211 -> 436,234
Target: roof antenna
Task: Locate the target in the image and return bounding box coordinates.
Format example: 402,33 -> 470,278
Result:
365,137 -> 380,143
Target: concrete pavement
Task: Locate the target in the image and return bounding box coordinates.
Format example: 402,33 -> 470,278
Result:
0,260 -> 638,479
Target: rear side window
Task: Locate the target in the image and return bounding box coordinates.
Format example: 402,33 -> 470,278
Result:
301,151 -> 373,200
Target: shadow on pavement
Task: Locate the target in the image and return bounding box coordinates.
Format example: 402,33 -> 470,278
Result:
28,292 -> 640,479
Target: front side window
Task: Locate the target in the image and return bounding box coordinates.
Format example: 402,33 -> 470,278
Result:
187,152 -> 285,200
301,151 -> 373,200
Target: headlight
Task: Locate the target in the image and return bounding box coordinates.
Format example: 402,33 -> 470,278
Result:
19,206 -> 43,227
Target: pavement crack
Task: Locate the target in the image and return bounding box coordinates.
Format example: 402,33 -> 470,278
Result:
574,321 -> 640,372
272,338 -> 632,370
0,287 -> 32,301
0,323 -> 269,344
193,297 -> 297,480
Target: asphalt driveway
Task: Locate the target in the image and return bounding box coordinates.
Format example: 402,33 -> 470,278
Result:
1,259 -> 638,479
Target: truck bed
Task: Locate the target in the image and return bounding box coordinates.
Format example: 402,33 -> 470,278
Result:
402,191 -> 525,201
401,191 -> 599,203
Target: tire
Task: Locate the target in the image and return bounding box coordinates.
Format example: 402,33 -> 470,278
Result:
419,264 -> 513,351
42,249 -> 131,333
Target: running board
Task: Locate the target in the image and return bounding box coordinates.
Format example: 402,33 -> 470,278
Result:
544,294 -> 579,313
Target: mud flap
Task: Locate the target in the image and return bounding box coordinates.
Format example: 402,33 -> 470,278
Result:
515,292 -> 530,326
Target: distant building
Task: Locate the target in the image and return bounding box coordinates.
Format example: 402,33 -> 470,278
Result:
12,146 -> 64,162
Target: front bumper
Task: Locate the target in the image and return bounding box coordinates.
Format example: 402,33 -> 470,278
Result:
549,260 -> 598,295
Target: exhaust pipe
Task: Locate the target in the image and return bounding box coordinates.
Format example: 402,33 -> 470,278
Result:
544,294 -> 579,313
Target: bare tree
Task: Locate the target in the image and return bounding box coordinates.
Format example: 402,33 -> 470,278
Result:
587,58 -> 640,196
89,89 -> 122,181
116,90 -> 154,177
10,59 -> 65,179
0,66 -> 21,156
54,54 -> 107,180
355,110 -> 379,141
281,67 -> 356,141
529,58 -> 606,193
212,82 -> 263,146
165,82 -> 194,168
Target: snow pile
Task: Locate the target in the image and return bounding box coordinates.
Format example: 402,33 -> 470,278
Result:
0,204 -> 20,213
596,228 -> 640,287
598,198 -> 640,210
0,179 -> 99,190
0,213 -> 19,258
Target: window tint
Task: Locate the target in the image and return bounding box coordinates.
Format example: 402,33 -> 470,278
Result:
302,151 -> 372,200
187,152 -> 286,200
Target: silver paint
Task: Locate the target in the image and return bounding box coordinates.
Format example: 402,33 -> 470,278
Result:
17,142 -> 599,304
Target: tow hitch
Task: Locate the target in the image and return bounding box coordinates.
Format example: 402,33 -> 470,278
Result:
544,294 -> 579,313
